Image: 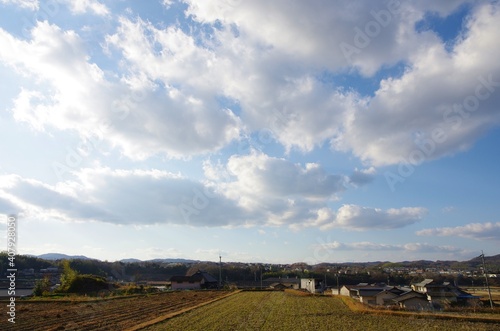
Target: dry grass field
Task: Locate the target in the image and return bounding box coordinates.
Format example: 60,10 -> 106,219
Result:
465,286 -> 500,305
2,290 -> 499,330
143,291 -> 500,331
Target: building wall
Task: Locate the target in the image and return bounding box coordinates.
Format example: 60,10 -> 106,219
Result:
359,296 -> 376,305
375,292 -> 398,306
401,297 -> 430,310
300,278 -> 316,293
339,286 -> 351,296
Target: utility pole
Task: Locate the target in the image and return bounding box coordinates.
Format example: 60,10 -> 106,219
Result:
336,272 -> 340,295
480,251 -> 494,309
219,255 -> 222,290
260,265 -> 263,289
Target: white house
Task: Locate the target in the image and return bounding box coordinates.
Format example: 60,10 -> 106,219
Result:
300,278 -> 324,293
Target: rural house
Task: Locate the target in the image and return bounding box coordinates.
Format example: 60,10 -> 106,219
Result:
170,270 -> 218,290
411,279 -> 480,306
373,288 -> 407,306
392,290 -> 429,310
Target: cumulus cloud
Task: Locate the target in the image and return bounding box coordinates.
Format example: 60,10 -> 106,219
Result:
348,167 -> 376,186
0,21 -> 241,159
417,222 -> 500,241
0,157 -> 422,231
3,1 -> 498,168
184,0 -> 446,76
334,2 -> 500,166
0,169 -> 249,227
204,151 -> 349,227
221,151 -> 347,200
179,1 -> 500,165
0,196 -> 20,216
1,163 -> 347,229
62,0 -> 109,16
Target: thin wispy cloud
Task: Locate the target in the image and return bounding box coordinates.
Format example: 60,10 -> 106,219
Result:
417,222 -> 500,241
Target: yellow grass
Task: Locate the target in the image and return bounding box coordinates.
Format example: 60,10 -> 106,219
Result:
141,291 -> 500,331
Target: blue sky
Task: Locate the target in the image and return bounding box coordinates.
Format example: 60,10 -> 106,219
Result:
0,0 -> 499,263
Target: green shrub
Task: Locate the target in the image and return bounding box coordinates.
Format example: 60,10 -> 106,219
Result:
65,274 -> 109,294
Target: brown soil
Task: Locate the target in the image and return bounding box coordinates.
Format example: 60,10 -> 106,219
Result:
2,290 -> 232,330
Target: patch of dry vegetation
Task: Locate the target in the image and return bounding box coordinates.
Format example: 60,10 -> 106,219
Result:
142,291 -> 499,331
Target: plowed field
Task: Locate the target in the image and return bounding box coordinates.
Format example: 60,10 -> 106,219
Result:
2,290 -> 233,330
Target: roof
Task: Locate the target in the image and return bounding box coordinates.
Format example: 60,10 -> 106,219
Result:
358,289 -> 385,297
392,291 -> 427,303
170,270 -> 218,283
264,277 -> 300,284
412,279 -> 434,287
170,275 -> 196,282
196,271 -> 218,283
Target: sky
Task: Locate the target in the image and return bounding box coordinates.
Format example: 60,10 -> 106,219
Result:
0,0 -> 499,264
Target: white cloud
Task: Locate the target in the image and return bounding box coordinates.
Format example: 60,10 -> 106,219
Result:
319,204 -> 427,230
205,151 -> 348,227
177,0 -> 500,166
0,169 -> 249,227
0,158 -> 421,232
348,167 -> 376,186
161,0 -> 174,9
417,222 -> 500,241
0,0 -> 109,15
61,0 -> 109,16
184,0 -> 436,76
222,151 -> 347,200
4,1 -> 497,168
0,0 -> 38,10
334,2 -> 500,166
0,21 -> 241,159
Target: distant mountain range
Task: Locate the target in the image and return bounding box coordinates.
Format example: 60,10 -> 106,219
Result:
33,252 -> 499,267
35,253 -> 198,264
37,253 -> 93,260
120,258 -> 199,264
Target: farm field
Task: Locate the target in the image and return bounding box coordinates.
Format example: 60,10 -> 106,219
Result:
143,291 -> 500,331
2,290 -> 232,330
465,287 -> 500,305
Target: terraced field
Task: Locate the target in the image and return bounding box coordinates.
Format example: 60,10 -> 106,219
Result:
2,290 -> 232,330
143,291 -> 500,331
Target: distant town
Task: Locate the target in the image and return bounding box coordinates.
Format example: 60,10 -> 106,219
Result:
1,252 -> 499,301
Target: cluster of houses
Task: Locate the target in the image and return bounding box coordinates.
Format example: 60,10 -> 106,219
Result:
338,279 -> 481,310
169,271 -> 481,310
